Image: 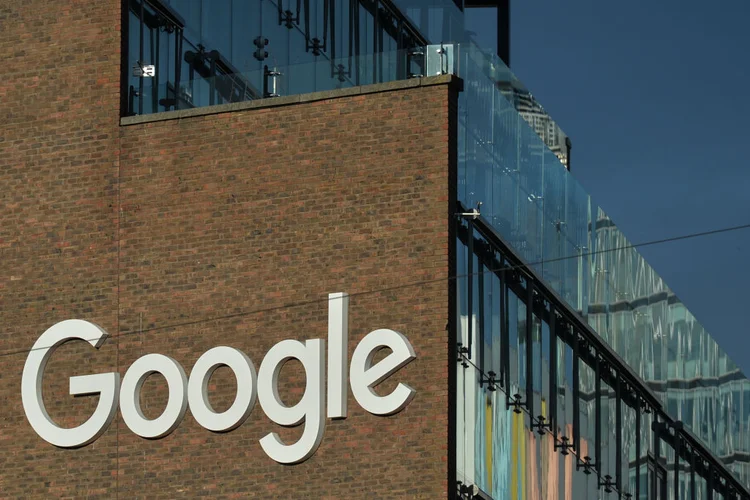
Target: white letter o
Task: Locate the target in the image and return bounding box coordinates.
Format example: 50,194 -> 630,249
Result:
187,346 -> 257,432
120,354 -> 187,439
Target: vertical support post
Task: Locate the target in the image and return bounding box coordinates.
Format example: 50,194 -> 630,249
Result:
323,0 -> 330,52
478,252 -> 485,375
396,18 -> 404,79
497,0 -> 510,67
348,0 -> 354,77
153,27 -> 159,112
595,356 -> 601,476
377,6 -> 383,80
139,0 -> 144,115
674,422 -> 682,498
526,279 -> 534,421
447,197 -> 458,500
616,375 -> 622,491
500,267 -> 510,394
329,0 -> 337,76
652,416 -> 661,500
353,0 -> 360,85
304,0 -> 311,44
572,330 -> 580,453
690,446 -> 696,500
373,0 -> 379,83
466,220 -> 474,359
635,403 -> 641,500
174,28 -> 182,110
121,0 -> 130,116
209,56 -> 216,106
577,246 -> 584,313
188,62 -> 195,104
549,307 -> 557,441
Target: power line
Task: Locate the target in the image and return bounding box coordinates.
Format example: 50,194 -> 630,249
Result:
3,220 -> 750,360
603,222 -> 750,251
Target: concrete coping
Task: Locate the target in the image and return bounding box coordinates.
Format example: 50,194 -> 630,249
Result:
120,74 -> 463,126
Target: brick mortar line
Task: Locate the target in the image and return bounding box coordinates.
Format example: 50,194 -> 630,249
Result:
120,74 -> 463,126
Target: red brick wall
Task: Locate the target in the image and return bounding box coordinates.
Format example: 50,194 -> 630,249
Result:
0,0 -> 122,497
0,1 -> 457,497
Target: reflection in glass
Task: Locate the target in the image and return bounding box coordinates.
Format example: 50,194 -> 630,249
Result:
456,211 -> 750,498
454,36 -> 750,491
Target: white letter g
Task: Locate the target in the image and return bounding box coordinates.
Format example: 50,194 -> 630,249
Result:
21,319 -> 119,448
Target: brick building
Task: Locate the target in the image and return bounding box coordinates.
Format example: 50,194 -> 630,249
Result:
1,1 -> 749,498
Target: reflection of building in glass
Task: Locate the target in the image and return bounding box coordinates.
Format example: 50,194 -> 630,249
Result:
455,210 -> 749,498
513,91 -> 571,170
587,210 -> 750,484
3,0 -> 748,498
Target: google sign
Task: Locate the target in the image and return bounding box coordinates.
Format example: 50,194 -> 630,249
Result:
21,293 -> 416,464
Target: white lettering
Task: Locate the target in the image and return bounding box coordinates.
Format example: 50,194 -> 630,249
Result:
187,346 -> 257,432
21,293 -> 416,463
350,329 -> 416,415
326,292 -> 348,419
21,319 -> 119,448
258,339 -> 326,464
119,353 -> 188,439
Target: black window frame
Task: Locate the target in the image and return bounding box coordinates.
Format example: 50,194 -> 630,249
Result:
464,0 -> 510,66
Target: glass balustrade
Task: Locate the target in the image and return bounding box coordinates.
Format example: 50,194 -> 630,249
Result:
126,0 -> 428,116
133,48 -> 429,114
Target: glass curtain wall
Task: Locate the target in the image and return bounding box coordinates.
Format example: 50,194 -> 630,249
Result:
455,214 -> 746,499
456,224 -> 650,499
125,0 -> 427,115
454,40 -> 750,496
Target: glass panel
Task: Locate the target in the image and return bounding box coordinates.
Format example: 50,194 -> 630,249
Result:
622,399 -> 637,498
557,340 -> 574,448
390,0 -> 464,44
599,378 -> 613,483
511,288 -> 526,404
137,45 -> 433,115
538,318 -> 551,429
578,360 -> 596,466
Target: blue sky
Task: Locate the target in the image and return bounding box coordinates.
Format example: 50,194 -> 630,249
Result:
470,0 -> 750,372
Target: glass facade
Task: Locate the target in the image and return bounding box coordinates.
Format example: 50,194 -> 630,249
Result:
455,213 -> 748,499
122,2 -> 750,498
454,41 -> 750,499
